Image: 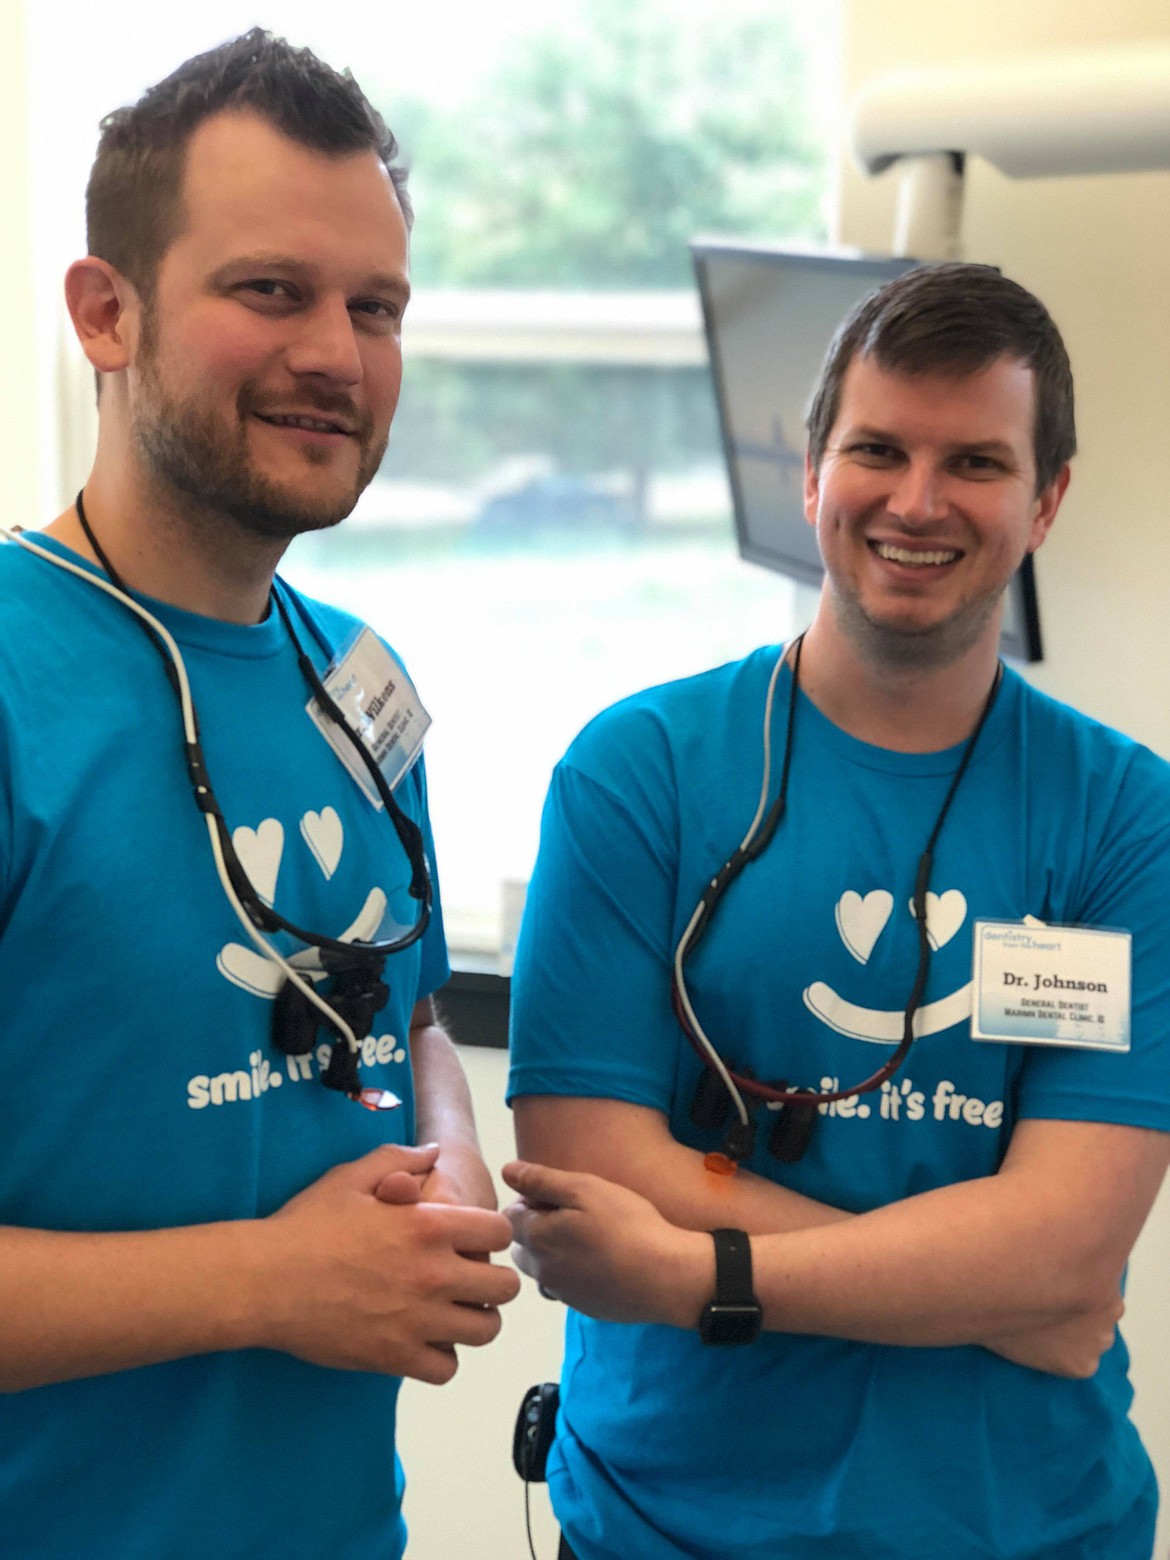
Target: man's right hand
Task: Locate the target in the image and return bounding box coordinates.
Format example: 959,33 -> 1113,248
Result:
982,1292 -> 1125,1378
256,1143 -> 521,1384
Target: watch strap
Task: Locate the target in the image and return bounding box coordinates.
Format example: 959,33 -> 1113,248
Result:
711,1227 -> 754,1305
698,1228 -> 762,1344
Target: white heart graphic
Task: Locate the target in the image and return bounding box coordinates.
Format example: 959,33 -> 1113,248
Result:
232,818 -> 284,907
907,889 -> 968,951
835,889 -> 894,964
301,807 -> 343,880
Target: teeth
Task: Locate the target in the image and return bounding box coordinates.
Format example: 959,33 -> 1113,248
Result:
875,543 -> 959,567
262,414 -> 344,434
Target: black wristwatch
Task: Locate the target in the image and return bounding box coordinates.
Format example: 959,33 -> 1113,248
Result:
698,1228 -> 762,1345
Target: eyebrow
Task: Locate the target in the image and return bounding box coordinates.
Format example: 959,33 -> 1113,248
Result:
840,424 -> 1019,459
209,253 -> 411,303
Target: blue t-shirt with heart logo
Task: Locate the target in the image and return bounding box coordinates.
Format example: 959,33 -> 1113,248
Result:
508,646 -> 1170,1560
0,534 -> 448,1560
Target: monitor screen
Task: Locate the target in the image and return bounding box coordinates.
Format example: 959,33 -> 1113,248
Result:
691,240 -> 1043,662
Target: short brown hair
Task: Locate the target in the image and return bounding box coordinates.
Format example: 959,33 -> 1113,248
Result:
86,28 -> 411,299
806,263 -> 1076,492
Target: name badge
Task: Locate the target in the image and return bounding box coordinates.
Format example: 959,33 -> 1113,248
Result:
307,628 -> 430,809
971,920 -> 1131,1052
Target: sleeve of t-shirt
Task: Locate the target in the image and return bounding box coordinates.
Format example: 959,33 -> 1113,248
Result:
1016,744 -> 1170,1133
507,733 -> 684,1110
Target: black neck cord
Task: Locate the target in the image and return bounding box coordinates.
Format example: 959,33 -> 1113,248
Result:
882,655 -> 1002,1081
674,632 -> 1003,1115
72,491 -> 430,964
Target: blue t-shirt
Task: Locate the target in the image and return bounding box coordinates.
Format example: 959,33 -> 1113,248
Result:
508,647 -> 1170,1560
0,534 -> 449,1560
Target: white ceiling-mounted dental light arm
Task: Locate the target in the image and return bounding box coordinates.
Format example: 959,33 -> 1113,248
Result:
849,43 -> 1170,260
889,153 -> 965,262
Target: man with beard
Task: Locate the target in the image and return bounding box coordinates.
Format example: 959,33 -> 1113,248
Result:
505,265 -> 1170,1559
0,31 -> 518,1560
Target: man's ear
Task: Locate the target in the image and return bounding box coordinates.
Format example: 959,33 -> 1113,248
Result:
803,451 -> 820,529
1027,463 -> 1071,554
64,258 -> 144,376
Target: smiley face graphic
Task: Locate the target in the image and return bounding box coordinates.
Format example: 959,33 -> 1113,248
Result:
804,887 -> 973,1044
215,808 -> 409,1000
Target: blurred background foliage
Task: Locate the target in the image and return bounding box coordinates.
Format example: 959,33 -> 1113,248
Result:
381,0 -> 826,287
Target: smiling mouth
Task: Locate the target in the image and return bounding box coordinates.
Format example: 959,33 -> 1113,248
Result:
255,412 -> 354,437
871,540 -> 962,567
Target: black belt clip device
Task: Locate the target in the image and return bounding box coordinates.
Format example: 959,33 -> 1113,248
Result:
513,1382 -> 560,1483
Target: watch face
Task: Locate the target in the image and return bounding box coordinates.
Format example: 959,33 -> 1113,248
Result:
699,1303 -> 762,1346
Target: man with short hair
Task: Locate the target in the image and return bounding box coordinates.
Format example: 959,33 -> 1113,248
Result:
0,31 -> 518,1560
506,264 -> 1170,1559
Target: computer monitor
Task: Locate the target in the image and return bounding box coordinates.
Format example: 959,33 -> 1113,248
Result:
691,240 -> 1043,662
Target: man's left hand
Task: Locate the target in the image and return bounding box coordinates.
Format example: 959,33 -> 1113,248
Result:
503,1160 -> 706,1326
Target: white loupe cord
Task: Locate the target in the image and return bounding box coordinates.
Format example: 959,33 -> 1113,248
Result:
0,529 -> 360,1054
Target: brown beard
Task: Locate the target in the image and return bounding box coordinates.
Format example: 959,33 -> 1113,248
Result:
827,575 -> 1005,673
131,314 -> 387,540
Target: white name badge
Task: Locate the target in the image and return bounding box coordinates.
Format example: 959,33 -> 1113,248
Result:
307,628 -> 430,809
971,920 -> 1131,1052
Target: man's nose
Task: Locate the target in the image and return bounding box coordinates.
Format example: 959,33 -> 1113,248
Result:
886,459 -> 949,525
284,298 -> 364,384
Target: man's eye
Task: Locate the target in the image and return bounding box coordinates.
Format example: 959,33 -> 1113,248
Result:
351,299 -> 400,322
850,443 -> 899,462
955,454 -> 1005,475
242,279 -> 294,300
